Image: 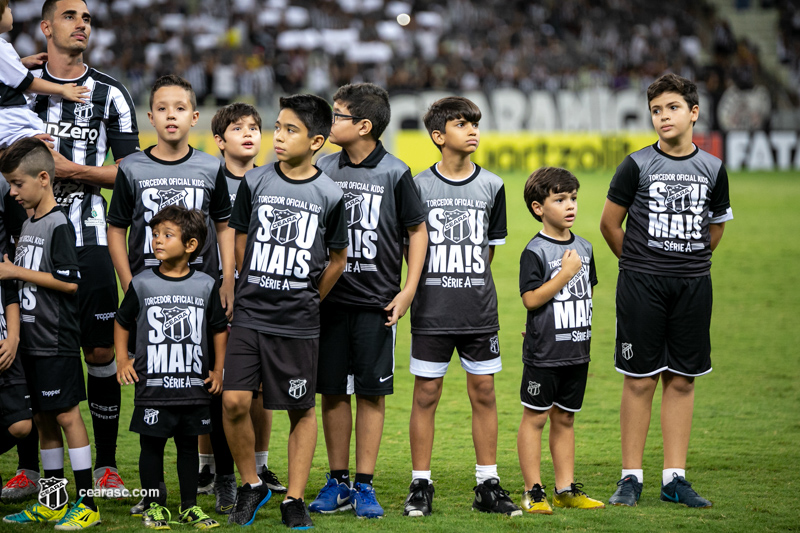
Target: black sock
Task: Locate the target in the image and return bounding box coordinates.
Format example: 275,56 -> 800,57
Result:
175,434 -> 198,509
209,396 -> 234,476
87,364 -> 121,470
140,435 -> 167,507
74,468 -> 96,510
355,473 -> 373,486
0,427 -> 21,455
331,470 -> 350,486
17,427 -> 39,472
44,468 -> 65,479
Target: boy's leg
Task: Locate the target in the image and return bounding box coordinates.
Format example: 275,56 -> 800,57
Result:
56,405 -> 97,511
549,407 -> 575,490
209,394 -> 236,514
197,434 -> 214,494
222,390 -> 258,485
139,434 -> 167,506
409,376 -> 444,471
620,375 -> 659,469
465,373 -> 497,467
252,395 -> 285,491
175,434 -> 200,510
517,407 -> 548,490
660,371 -> 694,471
354,394 -> 385,480
320,394 -> 352,476
286,407 -> 317,501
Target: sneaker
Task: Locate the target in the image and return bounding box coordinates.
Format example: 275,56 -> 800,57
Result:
93,467 -> 130,499
350,483 -> 384,519
197,465 -> 214,495
214,474 -> 237,515
552,483 -> 605,509
142,503 -> 171,530
660,474 -> 712,508
178,505 -> 219,529
258,465 -> 287,494
3,501 -> 68,524
403,479 -> 434,517
280,498 -> 313,530
54,500 -> 101,530
1,469 -> 40,501
521,483 -> 552,514
472,479 -> 523,517
308,474 -> 351,513
608,475 -> 643,507
227,483 -> 272,526
131,482 -> 167,516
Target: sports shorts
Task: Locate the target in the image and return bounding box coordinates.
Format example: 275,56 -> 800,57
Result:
409,332 -> 502,378
520,362 -> 589,412
615,269 -> 712,378
130,404 -> 212,438
223,326 -> 317,411
76,246 -> 118,349
317,303 -> 396,396
0,384 -> 33,427
21,355 -> 86,412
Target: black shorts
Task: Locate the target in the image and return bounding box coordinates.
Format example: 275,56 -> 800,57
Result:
77,246 -> 119,349
130,404 -> 212,438
410,332 -> 502,378
520,363 -> 589,412
317,304 -> 395,396
224,327 -> 317,411
0,384 -> 33,427
21,355 -> 86,412
615,270 -> 713,378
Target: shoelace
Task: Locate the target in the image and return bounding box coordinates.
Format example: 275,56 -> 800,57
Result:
97,469 -> 124,488
529,484 -> 547,502
566,483 -> 588,496
356,485 -> 378,505
318,477 -> 339,497
616,476 -> 638,494
181,505 -> 210,522
261,469 -> 281,485
145,503 -> 170,522
6,473 -> 35,489
60,498 -> 87,523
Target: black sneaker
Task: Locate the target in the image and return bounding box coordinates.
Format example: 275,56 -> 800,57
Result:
228,483 -> 272,526
280,498 -> 313,529
214,474 -> 237,514
660,474 -> 712,508
608,475 -> 643,507
130,482 -> 167,516
403,479 -> 434,517
472,479 -> 522,517
198,464 -> 214,495
258,466 -> 288,494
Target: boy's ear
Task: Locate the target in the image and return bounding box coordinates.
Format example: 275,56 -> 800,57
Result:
38,170 -> 51,188
191,110 -> 200,127
358,119 -> 373,138
690,104 -> 699,125
147,111 -> 154,128
430,130 -> 445,148
214,134 -> 226,153
530,200 -> 543,216
185,237 -> 199,254
309,134 -> 326,153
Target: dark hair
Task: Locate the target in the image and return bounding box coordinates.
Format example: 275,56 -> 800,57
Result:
423,96 -> 482,151
149,206 -> 207,263
149,74 -> 197,111
0,0 -> 8,18
523,167 -> 580,222
278,94 -> 332,143
0,137 -> 55,181
211,103 -> 262,148
647,73 -> 699,116
332,83 -> 391,141
42,0 -> 86,21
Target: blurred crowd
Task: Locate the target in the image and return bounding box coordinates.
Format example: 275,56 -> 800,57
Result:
2,0 -> 782,113
777,0 -> 800,101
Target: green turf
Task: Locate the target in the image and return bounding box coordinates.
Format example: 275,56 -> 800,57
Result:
1,170 -> 798,531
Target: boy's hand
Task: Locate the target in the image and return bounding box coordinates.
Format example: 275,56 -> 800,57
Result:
116,356 -> 139,385
205,370 -> 223,395
220,279 -> 234,322
60,83 -> 90,104
384,288 -> 414,326
21,53 -> 48,70
561,249 -> 582,278
0,255 -> 20,280
0,336 -> 20,373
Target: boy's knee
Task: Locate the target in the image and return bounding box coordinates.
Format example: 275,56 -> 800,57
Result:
624,376 -> 658,397
550,408 -> 575,427
222,392 -> 251,420
468,375 -> 496,403
54,407 -> 82,429
8,419 -> 32,439
413,380 -> 441,409
664,374 -> 695,395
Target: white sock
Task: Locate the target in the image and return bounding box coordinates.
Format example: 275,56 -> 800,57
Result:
622,469 -> 643,484
475,464 -> 498,484
412,470 -> 431,483
199,454 -> 215,474
255,451 -> 268,470
67,445 -> 92,471
41,448 -> 64,471
248,479 -> 263,489
556,485 -> 573,494
663,468 -> 685,486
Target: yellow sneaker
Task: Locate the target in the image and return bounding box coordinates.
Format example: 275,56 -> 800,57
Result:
3,501 -> 69,524
552,483 -> 605,509
54,501 -> 101,530
142,503 -> 172,530
521,484 -> 553,515
178,505 -> 219,529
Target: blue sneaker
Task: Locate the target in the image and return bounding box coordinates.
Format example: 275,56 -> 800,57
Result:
308,475 -> 351,514
350,483 -> 384,519
660,474 -> 712,508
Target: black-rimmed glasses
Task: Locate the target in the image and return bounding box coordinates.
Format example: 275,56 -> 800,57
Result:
332,112 -> 365,124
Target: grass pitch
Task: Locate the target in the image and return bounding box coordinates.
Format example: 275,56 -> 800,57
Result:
1,170 -> 798,531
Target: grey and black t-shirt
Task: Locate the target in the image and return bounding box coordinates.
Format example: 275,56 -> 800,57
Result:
224,165 -> 244,207
520,232 -> 597,367
229,163 -> 349,338
0,178 -> 27,256
116,267 -> 227,406
0,278 -> 23,387
608,143 -> 733,277
316,142 -> 425,309
15,208 -> 81,357
410,163 -> 507,335
108,147 -> 231,278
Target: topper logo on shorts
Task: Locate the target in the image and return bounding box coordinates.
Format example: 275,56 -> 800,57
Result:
621,343 -> 633,360
95,312 -> 116,321
288,379 -> 307,399
38,477 -> 69,510
144,408 -> 159,425
528,381 -> 541,396
42,389 -> 61,397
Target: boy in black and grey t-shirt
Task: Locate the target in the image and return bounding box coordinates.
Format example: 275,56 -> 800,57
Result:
516,167 -> 604,515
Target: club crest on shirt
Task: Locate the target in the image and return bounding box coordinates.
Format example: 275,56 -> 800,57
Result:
344,192 -> 364,227
443,209 -> 471,243
269,209 -> 302,244
664,184 -> 692,213
161,306 -> 192,342
158,188 -> 189,210
13,245 -> 30,266
288,378 -> 307,399
568,265 -> 589,299
74,102 -> 94,121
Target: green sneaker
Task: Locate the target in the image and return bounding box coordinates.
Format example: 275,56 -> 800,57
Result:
178,505 -> 219,529
142,503 -> 171,530
3,501 -> 68,524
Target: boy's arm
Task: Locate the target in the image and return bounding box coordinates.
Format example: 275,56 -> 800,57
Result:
599,199 -> 628,259
234,230 -> 247,273
26,78 -> 88,103
521,249 -> 582,311
114,322 -> 138,385
0,302 -> 20,373
206,329 -> 228,396
215,221 -> 235,320
108,225 -> 132,292
319,248 -> 347,301
385,221 -> 427,326
709,222 -> 725,251
0,255 -> 77,293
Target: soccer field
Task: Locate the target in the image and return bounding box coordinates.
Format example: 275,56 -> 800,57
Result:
1,170 -> 798,531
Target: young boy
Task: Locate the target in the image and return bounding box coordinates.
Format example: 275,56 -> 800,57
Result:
222,94 -> 348,529
403,96 -> 520,518
116,205 -> 228,529
516,167 -> 604,514
310,83 -> 427,518
599,73 -> 732,508
0,137 -> 99,530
